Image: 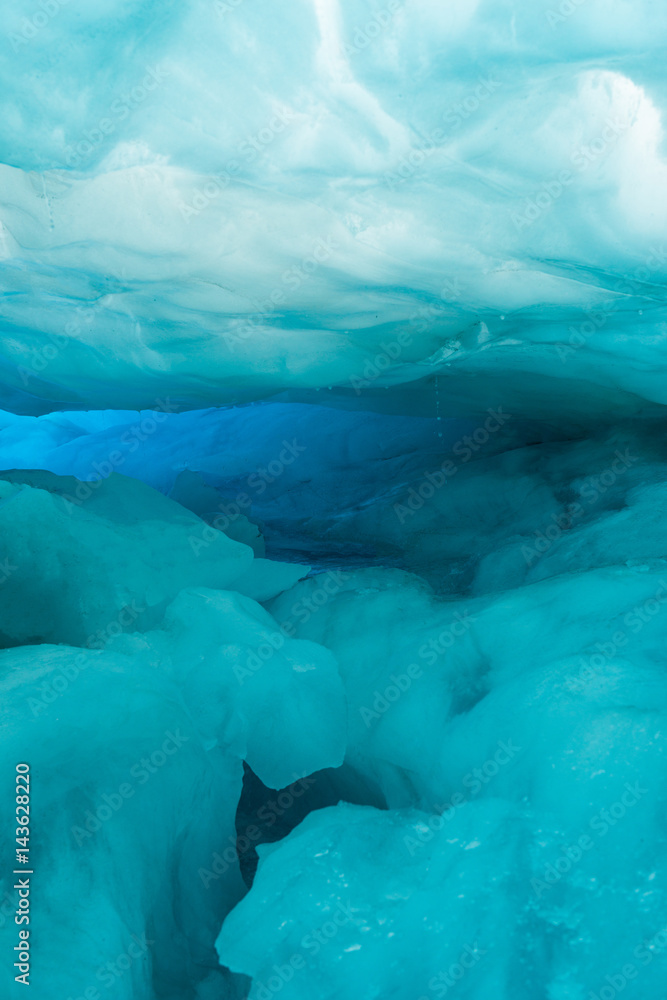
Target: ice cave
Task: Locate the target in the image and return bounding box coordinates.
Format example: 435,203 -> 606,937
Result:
1,1 -> 667,998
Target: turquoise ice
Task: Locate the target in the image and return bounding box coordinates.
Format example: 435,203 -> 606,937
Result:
2,0 -> 667,998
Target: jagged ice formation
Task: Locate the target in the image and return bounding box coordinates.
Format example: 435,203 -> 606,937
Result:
1,2 -> 667,999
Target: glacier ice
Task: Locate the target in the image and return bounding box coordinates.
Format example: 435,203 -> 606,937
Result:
0,484 -> 346,996
1,415 -> 666,998
217,789 -> 666,1000
0,468 -> 252,646
2,2 -> 667,418
0,641 -> 247,999
2,0 -> 667,998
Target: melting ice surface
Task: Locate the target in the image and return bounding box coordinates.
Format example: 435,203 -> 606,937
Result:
2,1 -> 667,999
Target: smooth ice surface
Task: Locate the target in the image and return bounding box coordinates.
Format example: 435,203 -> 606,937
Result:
0,468 -> 253,646
0,403 -> 519,568
3,1 -> 667,417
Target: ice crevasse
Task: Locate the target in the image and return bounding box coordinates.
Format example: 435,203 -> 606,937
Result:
1,2 -> 667,1000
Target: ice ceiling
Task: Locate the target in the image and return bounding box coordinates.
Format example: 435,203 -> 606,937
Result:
2,0 -> 667,419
